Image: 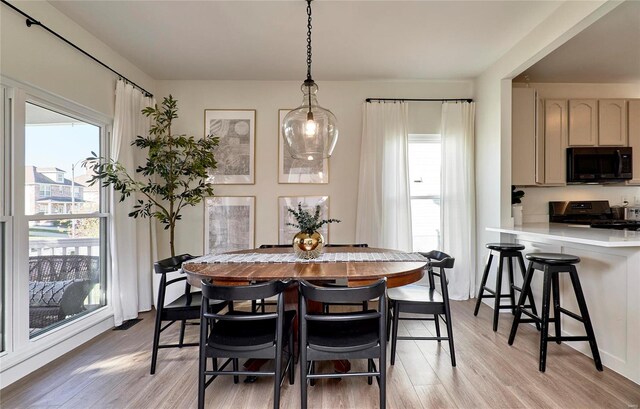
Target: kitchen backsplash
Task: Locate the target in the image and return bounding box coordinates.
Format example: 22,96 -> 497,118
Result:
519,185 -> 640,223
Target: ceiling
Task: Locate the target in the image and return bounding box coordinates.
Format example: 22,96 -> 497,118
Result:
49,0 -> 563,81
515,0 -> 640,83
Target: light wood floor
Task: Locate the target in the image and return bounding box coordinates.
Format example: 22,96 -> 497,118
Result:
2,300 -> 639,409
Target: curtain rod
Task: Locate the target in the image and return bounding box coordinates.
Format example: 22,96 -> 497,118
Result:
1,0 -> 154,98
366,98 -> 473,103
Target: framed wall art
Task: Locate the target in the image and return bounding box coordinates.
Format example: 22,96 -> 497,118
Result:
205,109 -> 255,184
278,109 -> 329,184
278,196 -> 329,244
204,196 -> 255,254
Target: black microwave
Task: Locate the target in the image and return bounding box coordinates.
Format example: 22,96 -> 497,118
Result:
567,147 -> 632,183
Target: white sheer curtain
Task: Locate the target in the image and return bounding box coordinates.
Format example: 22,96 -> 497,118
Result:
441,101 -> 476,300
355,102 -> 412,251
110,80 -> 156,326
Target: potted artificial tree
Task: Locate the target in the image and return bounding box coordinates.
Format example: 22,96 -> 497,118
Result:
85,95 -> 219,257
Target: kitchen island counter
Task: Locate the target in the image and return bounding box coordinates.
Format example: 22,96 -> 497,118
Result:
485,223 -> 640,384
488,223 -> 640,247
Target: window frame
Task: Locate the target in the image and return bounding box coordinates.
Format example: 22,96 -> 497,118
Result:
408,133 -> 442,251
23,98 -> 109,338
0,77 -> 113,365
1,85 -> 11,354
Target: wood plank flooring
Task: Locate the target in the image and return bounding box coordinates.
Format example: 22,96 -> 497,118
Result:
2,300 -> 639,408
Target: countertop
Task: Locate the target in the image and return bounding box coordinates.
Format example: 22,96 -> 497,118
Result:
487,223 -> 640,248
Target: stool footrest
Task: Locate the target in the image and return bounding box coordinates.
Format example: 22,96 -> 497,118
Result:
482,288 -> 495,295
520,309 -> 541,322
547,336 -> 590,342
499,304 -> 536,310
511,285 -> 523,292
397,336 -> 449,341
558,307 -> 584,322
481,293 -> 513,299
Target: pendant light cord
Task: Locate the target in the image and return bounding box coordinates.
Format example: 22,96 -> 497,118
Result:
306,0 -> 313,82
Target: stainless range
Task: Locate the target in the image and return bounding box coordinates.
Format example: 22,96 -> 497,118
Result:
549,200 -> 640,231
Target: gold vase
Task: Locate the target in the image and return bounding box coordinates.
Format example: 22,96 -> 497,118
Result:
292,231 -> 325,259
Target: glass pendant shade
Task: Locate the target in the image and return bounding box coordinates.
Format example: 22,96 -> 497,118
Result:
282,81 -> 338,161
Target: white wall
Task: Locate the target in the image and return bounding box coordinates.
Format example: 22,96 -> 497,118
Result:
0,1 -> 154,117
474,0 -> 617,285
1,0 -> 155,388
516,82 -> 640,99
514,82 -> 640,222
521,185 -> 640,223
154,80 -> 473,258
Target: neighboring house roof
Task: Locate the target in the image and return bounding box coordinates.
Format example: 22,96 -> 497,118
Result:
25,166 -> 76,187
74,173 -> 99,191
36,167 -> 65,173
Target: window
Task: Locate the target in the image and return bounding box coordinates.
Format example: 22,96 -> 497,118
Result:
24,102 -> 107,337
0,220 -> 5,352
39,184 -> 51,197
1,86 -> 8,352
1,80 -> 112,380
408,134 -> 441,252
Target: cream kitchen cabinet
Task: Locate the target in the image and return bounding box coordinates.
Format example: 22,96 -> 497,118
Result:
599,99 -> 627,146
512,94 -> 636,187
628,99 -> 640,185
512,88 -> 545,185
569,99 -> 598,146
544,99 -> 568,185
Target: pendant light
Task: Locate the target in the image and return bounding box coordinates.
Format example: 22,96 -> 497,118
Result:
282,0 -> 338,161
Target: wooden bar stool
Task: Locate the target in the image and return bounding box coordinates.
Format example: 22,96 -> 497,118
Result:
474,243 -> 540,331
508,252 -> 603,372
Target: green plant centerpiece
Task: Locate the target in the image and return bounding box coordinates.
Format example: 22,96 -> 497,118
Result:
287,203 -> 340,259
85,95 -> 219,257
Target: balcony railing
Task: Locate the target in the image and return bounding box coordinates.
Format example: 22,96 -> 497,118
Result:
28,238 -> 103,336
29,238 -> 100,257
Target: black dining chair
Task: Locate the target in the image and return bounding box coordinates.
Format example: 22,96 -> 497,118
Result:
150,254 -> 227,375
198,279 -> 296,409
387,250 -> 456,367
321,244 -> 370,313
298,279 -> 387,409
251,244 -> 292,313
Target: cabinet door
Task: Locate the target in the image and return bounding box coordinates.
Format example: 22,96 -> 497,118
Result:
512,88 -> 536,186
569,99 -> 597,146
544,99 -> 568,185
535,98 -> 545,184
628,99 -> 640,185
599,99 -> 627,146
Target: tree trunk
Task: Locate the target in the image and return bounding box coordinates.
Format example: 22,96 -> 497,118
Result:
169,222 -> 176,258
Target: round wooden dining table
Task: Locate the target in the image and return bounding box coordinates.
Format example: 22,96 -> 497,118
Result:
182,246 -> 427,288
182,246 -> 427,375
